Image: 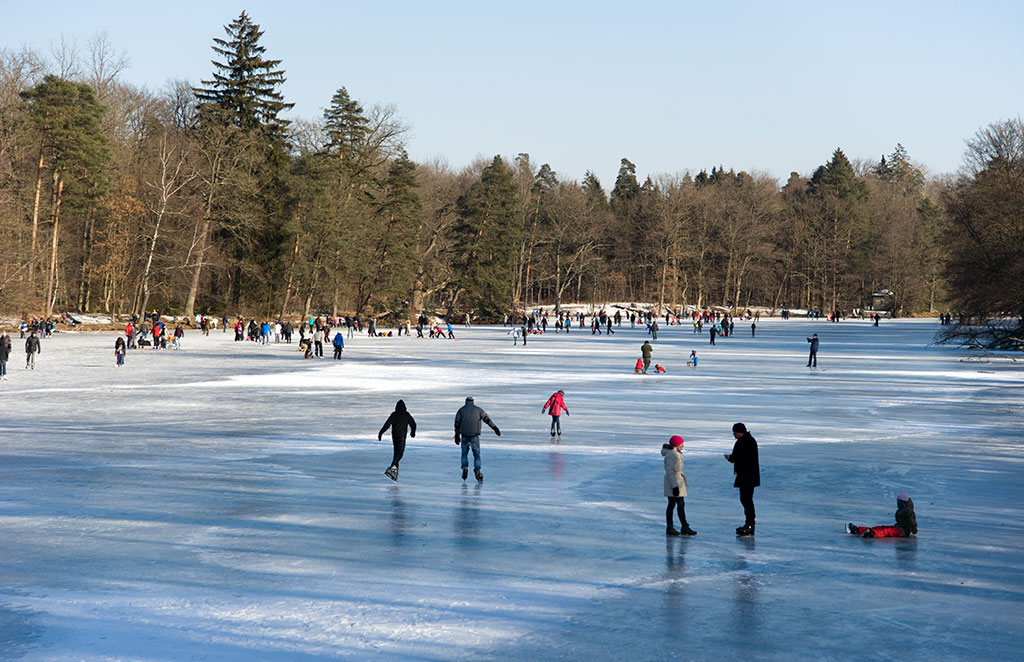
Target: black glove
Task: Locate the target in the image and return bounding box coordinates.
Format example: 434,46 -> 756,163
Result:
673,487 -> 679,497
494,427 -> 501,436
410,432 -> 415,438
455,433 -> 461,445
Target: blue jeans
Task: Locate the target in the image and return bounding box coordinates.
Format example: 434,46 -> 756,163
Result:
460,435 -> 481,471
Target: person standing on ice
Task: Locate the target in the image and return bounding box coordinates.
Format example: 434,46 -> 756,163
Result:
0,330 -> 11,379
848,491 -> 917,538
725,422 -> 759,536
25,331 -> 40,370
542,390 -> 569,437
332,331 -> 344,359
807,333 -> 819,367
114,336 -> 126,366
378,399 -> 416,482
641,340 -> 653,374
663,435 -> 696,536
454,396 -> 500,483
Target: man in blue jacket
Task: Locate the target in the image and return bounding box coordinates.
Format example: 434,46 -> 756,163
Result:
332,331 -> 344,359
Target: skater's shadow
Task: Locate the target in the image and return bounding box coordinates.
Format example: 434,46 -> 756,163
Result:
389,493 -> 408,544
894,537 -> 918,570
663,536 -> 687,616
454,484 -> 482,547
548,452 -> 563,480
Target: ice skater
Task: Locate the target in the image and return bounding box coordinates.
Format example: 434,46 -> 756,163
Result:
807,333 -> 819,367
332,331 -> 344,359
848,491 -> 917,538
687,350 -> 698,367
542,389 -> 569,437
454,396 -> 500,482
25,332 -> 40,369
378,399 -> 416,482
724,422 -> 759,536
663,435 -> 696,535
114,336 -> 126,366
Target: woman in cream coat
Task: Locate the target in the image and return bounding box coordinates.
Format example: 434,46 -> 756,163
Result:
663,435 -> 696,535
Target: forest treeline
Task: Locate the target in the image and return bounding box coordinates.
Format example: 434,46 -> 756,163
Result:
1,13 -> 1021,323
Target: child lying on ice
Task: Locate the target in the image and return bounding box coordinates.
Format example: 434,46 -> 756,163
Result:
848,491 -> 917,538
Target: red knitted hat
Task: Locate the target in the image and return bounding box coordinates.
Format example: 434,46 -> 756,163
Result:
669,435 -> 684,447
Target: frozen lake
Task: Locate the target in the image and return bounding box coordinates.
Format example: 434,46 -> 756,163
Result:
1,318 -> 1021,660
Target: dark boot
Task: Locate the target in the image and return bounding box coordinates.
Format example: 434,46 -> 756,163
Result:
474,469 -> 483,483
737,524 -> 755,537
848,522 -> 858,535
679,525 -> 697,536
462,468 -> 468,481
666,526 -> 680,536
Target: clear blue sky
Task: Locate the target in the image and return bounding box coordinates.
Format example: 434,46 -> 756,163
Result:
3,1 -> 1021,186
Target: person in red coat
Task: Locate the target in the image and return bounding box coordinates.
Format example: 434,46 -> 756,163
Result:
542,390 -> 570,437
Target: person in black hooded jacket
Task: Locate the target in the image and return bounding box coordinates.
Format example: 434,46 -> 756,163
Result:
725,422 -> 760,536
379,400 -> 416,481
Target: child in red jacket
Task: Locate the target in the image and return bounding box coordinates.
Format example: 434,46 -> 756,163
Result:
542,390 -> 570,437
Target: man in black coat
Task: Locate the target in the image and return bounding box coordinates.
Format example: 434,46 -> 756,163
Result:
25,332 -> 41,370
725,422 -> 760,536
0,330 -> 12,379
378,400 -> 416,482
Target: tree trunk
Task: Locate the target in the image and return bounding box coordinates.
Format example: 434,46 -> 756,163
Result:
29,142 -> 45,284
280,229 -> 300,318
44,173 -> 64,318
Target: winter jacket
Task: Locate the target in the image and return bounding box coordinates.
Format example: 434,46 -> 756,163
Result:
895,499 -> 918,536
543,392 -> 569,417
641,341 -> 653,359
808,337 -> 819,352
455,399 -> 498,437
662,444 -> 687,497
332,333 -> 345,348
25,336 -> 40,354
0,334 -> 11,361
728,432 -> 760,488
379,399 -> 416,443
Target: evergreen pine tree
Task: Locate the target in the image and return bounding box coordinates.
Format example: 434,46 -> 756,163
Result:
450,156 -> 520,317
194,11 -> 293,136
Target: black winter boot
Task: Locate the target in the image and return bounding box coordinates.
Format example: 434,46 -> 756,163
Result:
462,468 -> 468,480
680,525 -> 697,536
474,469 -> 483,483
666,526 -> 680,536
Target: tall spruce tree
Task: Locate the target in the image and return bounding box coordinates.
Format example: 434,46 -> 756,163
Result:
324,87 -> 369,170
194,11 -> 293,135
193,11 -> 294,310
450,156 -> 519,317
809,148 -> 868,311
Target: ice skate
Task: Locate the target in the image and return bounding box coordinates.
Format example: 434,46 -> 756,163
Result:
462,468 -> 468,481
474,469 -> 483,483
385,466 -> 398,482
848,522 -> 858,535
679,525 -> 697,536
737,524 -> 755,537
666,526 -> 680,536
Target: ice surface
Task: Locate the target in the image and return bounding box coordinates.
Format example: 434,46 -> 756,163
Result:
1,319 -> 1022,660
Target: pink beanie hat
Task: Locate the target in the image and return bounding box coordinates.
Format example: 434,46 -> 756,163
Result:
669,435 -> 684,447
